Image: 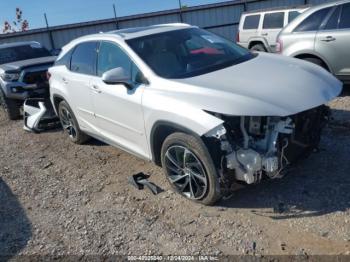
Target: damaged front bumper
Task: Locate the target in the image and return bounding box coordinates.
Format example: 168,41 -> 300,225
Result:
204,106 -> 329,185
23,98 -> 60,133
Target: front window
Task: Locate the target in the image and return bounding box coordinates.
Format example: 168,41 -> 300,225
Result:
243,15 -> 260,30
127,28 -> 253,79
0,44 -> 51,65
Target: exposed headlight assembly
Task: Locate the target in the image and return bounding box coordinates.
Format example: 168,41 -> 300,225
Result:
1,72 -> 20,82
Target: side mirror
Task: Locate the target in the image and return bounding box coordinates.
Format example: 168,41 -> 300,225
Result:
102,67 -> 133,88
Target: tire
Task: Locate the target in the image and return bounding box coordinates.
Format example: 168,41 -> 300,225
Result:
161,132 -> 221,205
250,44 -> 267,52
0,88 -> 21,120
58,100 -> 89,144
302,57 -> 328,71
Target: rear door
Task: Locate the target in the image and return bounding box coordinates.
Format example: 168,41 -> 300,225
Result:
260,11 -> 285,50
64,41 -> 98,133
315,4 -> 350,77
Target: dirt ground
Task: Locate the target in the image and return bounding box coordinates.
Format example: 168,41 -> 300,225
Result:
0,90 -> 349,259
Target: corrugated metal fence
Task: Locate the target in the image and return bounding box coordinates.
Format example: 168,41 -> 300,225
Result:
0,0 -> 336,49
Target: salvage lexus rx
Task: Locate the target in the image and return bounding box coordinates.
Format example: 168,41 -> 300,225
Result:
49,24 -> 342,205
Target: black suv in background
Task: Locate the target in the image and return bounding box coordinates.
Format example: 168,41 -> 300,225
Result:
0,42 -> 56,120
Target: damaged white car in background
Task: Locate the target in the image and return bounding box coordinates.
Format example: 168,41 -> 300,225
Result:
49,24 -> 342,205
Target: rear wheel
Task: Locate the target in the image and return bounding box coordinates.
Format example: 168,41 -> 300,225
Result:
161,132 -> 221,205
250,44 -> 267,52
58,100 -> 89,144
0,89 -> 21,120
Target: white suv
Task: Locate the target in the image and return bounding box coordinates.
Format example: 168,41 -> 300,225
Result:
49,24 -> 342,205
237,7 -> 306,52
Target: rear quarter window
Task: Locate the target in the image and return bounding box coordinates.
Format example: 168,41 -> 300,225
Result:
243,15 -> 260,30
263,12 -> 284,29
54,49 -> 73,68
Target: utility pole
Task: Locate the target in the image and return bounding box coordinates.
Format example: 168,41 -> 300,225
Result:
44,13 -> 55,50
113,3 -> 119,30
178,0 -> 183,22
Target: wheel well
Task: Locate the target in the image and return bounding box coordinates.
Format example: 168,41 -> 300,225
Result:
294,54 -> 330,72
248,41 -> 265,49
53,95 -> 64,112
151,122 -> 195,167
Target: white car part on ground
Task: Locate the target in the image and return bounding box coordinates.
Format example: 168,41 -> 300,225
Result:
23,99 -> 59,133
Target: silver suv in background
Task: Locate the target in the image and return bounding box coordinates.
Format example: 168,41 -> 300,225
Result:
237,7 -> 305,52
277,0 -> 350,84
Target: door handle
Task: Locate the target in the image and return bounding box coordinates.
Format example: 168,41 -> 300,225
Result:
321,36 -> 336,42
91,85 -> 102,94
62,78 -> 68,84
261,33 -> 268,36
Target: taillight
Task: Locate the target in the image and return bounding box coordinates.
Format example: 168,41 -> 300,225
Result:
46,71 -> 51,80
276,38 -> 283,53
236,30 -> 240,43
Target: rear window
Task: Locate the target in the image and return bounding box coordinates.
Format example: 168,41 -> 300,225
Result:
70,42 -> 98,76
288,11 -> 301,23
0,44 -> 51,65
339,3 -> 350,29
263,12 -> 284,29
294,7 -> 332,32
243,15 -> 260,30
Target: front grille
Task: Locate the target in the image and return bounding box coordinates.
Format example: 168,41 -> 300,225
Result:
22,70 -> 47,85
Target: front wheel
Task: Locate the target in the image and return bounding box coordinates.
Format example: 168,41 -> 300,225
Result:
161,132 -> 221,205
0,89 -> 21,120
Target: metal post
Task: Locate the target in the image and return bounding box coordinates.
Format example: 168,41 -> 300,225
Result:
243,1 -> 247,12
44,13 -> 55,50
113,4 -> 119,30
178,0 -> 183,22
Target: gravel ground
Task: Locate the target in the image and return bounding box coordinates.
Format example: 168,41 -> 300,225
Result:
0,90 -> 349,259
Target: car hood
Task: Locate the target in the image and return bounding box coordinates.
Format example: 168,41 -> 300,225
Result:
0,56 -> 56,72
171,52 -> 342,116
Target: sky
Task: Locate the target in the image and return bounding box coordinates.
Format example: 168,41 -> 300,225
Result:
0,0 -> 228,30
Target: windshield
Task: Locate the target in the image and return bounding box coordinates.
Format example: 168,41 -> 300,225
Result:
0,44 -> 51,65
127,28 -> 253,79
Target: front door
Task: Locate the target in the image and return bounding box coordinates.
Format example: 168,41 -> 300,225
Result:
91,41 -> 149,159
260,11 -> 285,50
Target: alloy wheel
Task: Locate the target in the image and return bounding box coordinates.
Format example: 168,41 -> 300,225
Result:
164,145 -> 208,200
59,107 -> 77,139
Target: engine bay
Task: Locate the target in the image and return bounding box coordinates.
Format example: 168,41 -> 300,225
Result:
205,106 -> 330,185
